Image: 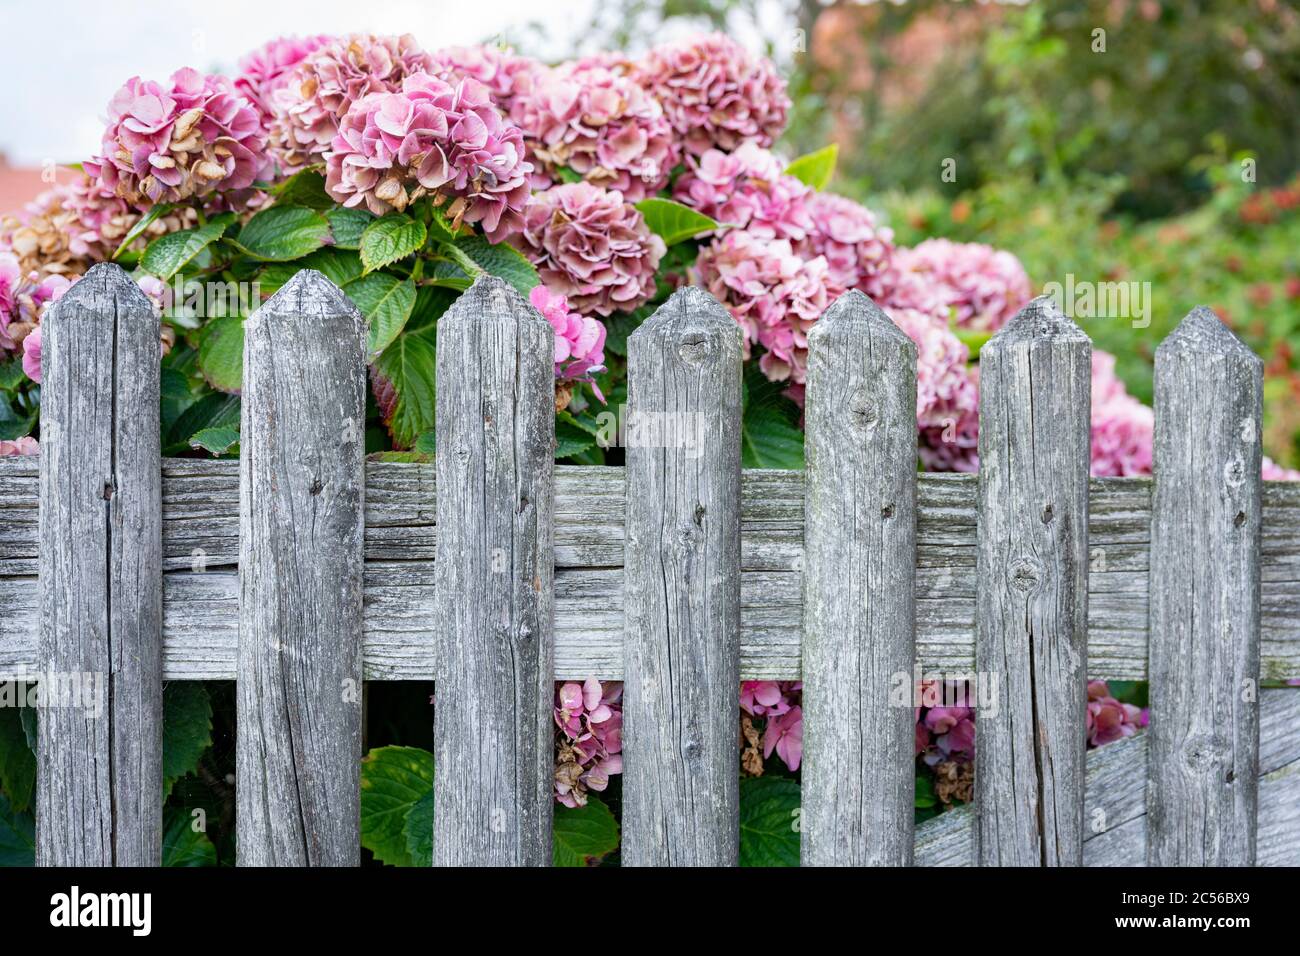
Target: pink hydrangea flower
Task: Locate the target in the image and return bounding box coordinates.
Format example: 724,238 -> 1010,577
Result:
636,33 -> 790,155
235,34 -> 333,125
915,680 -> 976,765
21,327 -> 41,383
1263,457 -> 1300,481
764,707 -> 803,771
554,678 -> 623,807
529,285 -> 606,391
0,254 -> 72,362
800,192 -> 896,293
514,183 -> 665,316
891,238 -> 1032,331
430,44 -> 543,117
673,142 -> 814,241
324,72 -> 532,238
692,229 -> 831,384
1090,350 -> 1154,477
740,680 -> 801,718
0,436 -> 38,456
511,62 -> 678,201
269,33 -> 434,171
87,68 -> 267,207
1087,680 -> 1146,747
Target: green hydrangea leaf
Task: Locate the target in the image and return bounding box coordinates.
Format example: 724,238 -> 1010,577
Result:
361,214 -> 428,273
228,205 -> 331,261
553,795 -> 620,867
784,144 -> 839,191
141,213 -> 237,281
741,368 -> 804,469
161,806 -> 217,867
739,775 -> 801,866
188,425 -> 240,457
344,272 -> 417,356
634,197 -> 719,246
196,315 -> 244,394
259,248 -> 364,294
446,235 -> 540,296
326,207 -> 375,250
360,746 -> 434,867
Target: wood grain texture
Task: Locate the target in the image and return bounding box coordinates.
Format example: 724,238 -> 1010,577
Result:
236,270 -> 366,866
622,287 -> 742,866
914,689 -> 1300,867
975,296 -> 1091,867
35,263 -> 162,867
3,465 -> 1299,682
432,276 -> 555,867
800,291 -> 917,866
1148,307 -> 1263,866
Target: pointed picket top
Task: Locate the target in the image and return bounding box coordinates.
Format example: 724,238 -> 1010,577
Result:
441,273 -> 551,335
630,284 -> 736,341
989,293 -> 1091,347
809,288 -> 914,350
255,267 -> 364,328
49,260 -> 155,319
1158,305 -> 1261,363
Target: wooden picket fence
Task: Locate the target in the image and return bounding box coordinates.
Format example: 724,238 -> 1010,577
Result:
1,261 -> 1298,867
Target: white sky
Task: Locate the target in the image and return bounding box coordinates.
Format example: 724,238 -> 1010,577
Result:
0,0 -> 607,166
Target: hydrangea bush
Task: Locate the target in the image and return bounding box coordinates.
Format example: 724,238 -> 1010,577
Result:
0,29 -> 1286,868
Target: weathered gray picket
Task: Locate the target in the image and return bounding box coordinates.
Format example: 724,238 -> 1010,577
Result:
5,261 -> 1297,869
800,291 -> 917,866
235,271 -> 367,866
975,297 -> 1091,866
35,264 -> 163,866
1148,308 -> 1263,866
622,287 -> 743,866
432,277 -> 555,867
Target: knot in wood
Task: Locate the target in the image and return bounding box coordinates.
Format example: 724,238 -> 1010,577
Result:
847,387 -> 878,433
1182,733 -> 1226,773
1223,456 -> 1245,490
675,335 -> 715,365
1008,555 -> 1043,594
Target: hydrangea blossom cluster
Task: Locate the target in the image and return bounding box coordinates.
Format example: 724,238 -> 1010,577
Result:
890,239 -> 1033,331
269,33 -> 434,171
1090,350 -> 1155,477
511,62 -> 677,200
693,230 -> 831,385
430,44 -> 542,116
636,33 -> 790,155
529,285 -> 606,391
914,680 -> 976,767
234,34 -> 333,125
324,72 -> 532,237
800,191 -> 896,293
0,253 -> 72,368
673,142 -> 814,241
514,182 -> 665,316
87,68 -> 267,207
553,679 -> 623,808
887,308 -> 982,473
1087,680 -> 1148,747
740,681 -> 803,773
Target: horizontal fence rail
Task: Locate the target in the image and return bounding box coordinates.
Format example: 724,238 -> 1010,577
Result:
4,467 -> 1298,682
0,263 -> 1297,867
